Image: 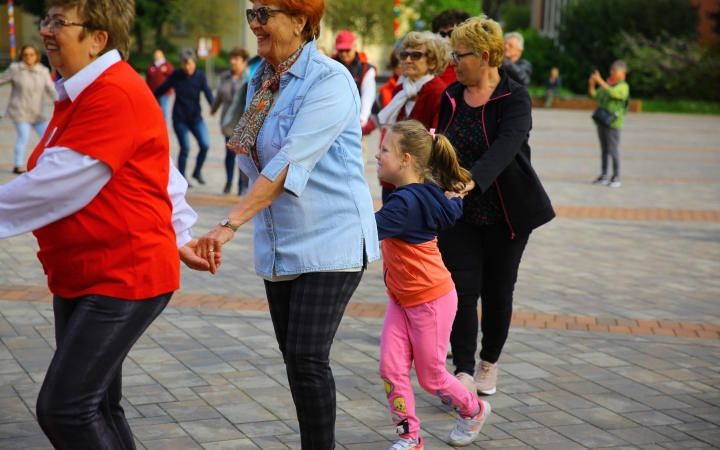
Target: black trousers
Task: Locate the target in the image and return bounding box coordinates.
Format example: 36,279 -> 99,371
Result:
36,292 -> 172,450
438,220 -> 530,375
264,270 -> 364,450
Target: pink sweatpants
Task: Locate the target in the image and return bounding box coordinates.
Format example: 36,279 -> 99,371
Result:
379,289 -> 480,439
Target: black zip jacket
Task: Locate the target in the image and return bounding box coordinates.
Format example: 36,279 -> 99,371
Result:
438,69 -> 555,237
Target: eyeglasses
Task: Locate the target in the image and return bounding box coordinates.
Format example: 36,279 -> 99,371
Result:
40,17 -> 87,35
246,7 -> 284,26
438,29 -> 454,38
399,51 -> 427,61
450,51 -> 474,64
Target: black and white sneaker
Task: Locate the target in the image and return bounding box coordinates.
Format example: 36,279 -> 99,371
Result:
593,175 -> 610,186
608,176 -> 621,187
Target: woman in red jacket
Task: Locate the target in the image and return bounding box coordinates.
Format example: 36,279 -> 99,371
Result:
377,31 -> 450,202
0,0 -> 211,447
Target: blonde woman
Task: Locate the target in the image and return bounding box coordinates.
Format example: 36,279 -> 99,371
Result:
437,15 -> 555,397
0,44 -> 57,173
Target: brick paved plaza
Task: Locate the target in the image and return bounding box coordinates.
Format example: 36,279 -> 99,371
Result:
0,84 -> 719,449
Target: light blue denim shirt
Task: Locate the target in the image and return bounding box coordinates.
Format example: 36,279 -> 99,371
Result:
238,40 -> 379,277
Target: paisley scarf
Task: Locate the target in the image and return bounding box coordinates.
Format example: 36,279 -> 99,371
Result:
227,43 -> 305,171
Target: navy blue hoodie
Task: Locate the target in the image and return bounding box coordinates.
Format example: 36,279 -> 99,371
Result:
375,182 -> 462,306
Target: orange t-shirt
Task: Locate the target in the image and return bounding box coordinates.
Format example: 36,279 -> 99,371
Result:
27,61 -> 179,300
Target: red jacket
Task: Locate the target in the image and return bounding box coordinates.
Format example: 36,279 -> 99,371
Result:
146,60 -> 174,95
439,65 -> 457,86
28,61 -> 179,300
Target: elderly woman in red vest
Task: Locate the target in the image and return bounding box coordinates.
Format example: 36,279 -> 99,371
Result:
0,0 -> 211,448
377,31 -> 450,202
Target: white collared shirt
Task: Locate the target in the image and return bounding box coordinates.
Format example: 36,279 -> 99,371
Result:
0,50 -> 197,248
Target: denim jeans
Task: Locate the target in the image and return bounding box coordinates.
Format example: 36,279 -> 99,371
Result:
172,119 -> 210,177
36,292 -> 172,450
13,121 -> 48,167
158,95 -> 171,123
224,136 -> 246,193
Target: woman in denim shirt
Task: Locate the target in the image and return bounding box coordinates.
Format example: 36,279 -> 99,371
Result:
196,1 -> 379,447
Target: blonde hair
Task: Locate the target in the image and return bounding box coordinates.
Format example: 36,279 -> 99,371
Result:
401,31 -> 451,76
389,120 -> 472,193
48,0 -> 135,60
451,15 -> 504,68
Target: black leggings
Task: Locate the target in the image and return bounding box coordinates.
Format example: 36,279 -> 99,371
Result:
36,293 -> 172,450
264,270 -> 363,450
438,220 -> 530,375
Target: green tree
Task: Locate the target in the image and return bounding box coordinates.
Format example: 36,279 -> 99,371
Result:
173,0 -> 234,37
407,0 -> 482,30
3,0 -> 46,18
558,0 -> 699,92
134,0 -> 181,55
502,4 -> 530,31
325,0 -> 397,45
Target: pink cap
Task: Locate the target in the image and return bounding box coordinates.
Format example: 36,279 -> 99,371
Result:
335,30 -> 356,50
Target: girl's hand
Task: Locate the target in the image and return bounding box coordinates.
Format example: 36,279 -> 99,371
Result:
445,191 -> 462,199
196,225 -> 235,274
460,180 -> 475,197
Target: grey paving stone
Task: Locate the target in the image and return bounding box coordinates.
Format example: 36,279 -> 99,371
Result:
142,436 -> 203,449
179,418 -> 245,443
553,423 -> 631,447
622,411 -> 684,427
610,427 -> 673,445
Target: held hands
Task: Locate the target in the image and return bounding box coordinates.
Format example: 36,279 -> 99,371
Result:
180,238 -> 221,271
195,224 -> 236,274
589,70 -> 602,85
445,180 -> 476,199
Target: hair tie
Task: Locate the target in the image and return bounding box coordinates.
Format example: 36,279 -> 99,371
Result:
429,128 -> 436,141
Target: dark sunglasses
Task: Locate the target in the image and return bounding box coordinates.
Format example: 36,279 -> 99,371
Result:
438,29 -> 454,38
246,7 -> 284,26
399,51 -> 427,61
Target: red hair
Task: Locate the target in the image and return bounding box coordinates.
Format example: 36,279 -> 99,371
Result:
275,0 -> 324,40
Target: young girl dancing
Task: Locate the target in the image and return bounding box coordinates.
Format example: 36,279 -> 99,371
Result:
375,120 -> 491,449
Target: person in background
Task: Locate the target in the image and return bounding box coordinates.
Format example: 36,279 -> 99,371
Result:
0,44 -> 57,174
377,31 -> 450,203
544,67 -> 561,108
589,60 -> 630,188
0,0 -> 211,447
333,30 -> 376,128
363,50 -> 403,136
438,15 -> 554,397
211,46 -> 250,195
503,31 -> 532,87
431,8 -> 471,86
146,48 -> 174,121
155,48 -> 214,186
376,120 -> 489,449
195,0 -> 379,446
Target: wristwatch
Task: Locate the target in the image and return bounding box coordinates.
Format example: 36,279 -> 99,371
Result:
220,217 -> 238,232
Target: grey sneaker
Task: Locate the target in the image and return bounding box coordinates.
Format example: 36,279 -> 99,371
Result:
474,360 -> 498,395
448,399 -> 491,446
609,176 -> 621,187
593,175 -> 610,185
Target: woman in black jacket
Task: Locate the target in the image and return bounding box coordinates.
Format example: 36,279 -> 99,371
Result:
437,15 -> 555,396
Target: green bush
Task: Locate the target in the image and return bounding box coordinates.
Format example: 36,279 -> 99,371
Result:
558,0 -> 699,93
514,27 -> 576,89
618,33 -> 720,101
502,5 -> 531,32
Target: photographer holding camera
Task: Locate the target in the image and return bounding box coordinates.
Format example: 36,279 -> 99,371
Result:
589,60 -> 630,188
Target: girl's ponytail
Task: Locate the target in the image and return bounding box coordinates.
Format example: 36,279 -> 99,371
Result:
431,134 -> 473,193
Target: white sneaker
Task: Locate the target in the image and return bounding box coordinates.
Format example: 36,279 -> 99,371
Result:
390,437 -> 423,450
449,399 -> 491,446
474,360 -> 498,395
